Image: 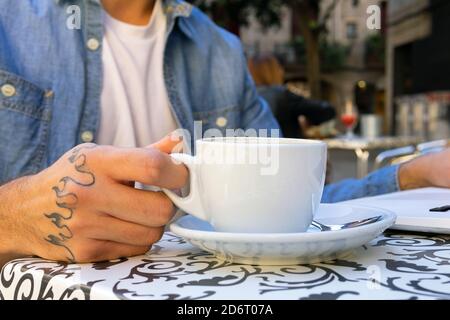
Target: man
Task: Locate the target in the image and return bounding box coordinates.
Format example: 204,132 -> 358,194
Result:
0,0 -> 449,266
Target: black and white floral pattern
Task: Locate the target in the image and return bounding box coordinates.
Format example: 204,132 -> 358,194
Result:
1,232 -> 449,300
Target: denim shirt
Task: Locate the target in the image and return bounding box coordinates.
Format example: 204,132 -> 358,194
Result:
0,0 -> 400,202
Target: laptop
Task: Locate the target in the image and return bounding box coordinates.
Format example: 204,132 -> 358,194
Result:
341,187 -> 450,234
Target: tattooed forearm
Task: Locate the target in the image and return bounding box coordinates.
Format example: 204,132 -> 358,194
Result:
44,144 -> 97,263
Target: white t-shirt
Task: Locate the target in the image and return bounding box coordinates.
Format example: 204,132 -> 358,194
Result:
97,0 -> 177,147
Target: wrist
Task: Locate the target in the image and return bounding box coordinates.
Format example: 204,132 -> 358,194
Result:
398,155 -> 432,190
0,175 -> 42,258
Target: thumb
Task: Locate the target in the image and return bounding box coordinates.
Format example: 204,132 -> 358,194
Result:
149,132 -> 184,154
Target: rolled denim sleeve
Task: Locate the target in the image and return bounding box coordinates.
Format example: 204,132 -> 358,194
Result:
321,164 -> 401,203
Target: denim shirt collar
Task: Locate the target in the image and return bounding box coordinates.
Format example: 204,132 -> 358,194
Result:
54,0 -> 193,28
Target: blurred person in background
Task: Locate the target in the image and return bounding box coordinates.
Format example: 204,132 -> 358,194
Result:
248,55 -> 336,138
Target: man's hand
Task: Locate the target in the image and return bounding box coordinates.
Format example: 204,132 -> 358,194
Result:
399,148 -> 450,190
0,134 -> 187,265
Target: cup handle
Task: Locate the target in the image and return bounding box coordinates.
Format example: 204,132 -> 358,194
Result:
162,153 -> 207,221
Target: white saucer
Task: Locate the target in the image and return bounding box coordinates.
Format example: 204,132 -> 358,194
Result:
170,204 -> 396,265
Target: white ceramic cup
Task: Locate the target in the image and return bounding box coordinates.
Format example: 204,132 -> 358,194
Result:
163,137 -> 327,233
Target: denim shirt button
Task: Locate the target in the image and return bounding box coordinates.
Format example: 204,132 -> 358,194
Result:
216,117 -> 228,128
44,90 -> 54,98
165,5 -> 174,13
87,38 -> 100,51
1,84 -> 16,97
81,130 -> 94,143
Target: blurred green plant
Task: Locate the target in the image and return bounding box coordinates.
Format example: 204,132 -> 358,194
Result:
190,0 -> 283,31
292,37 -> 348,72
365,33 -> 385,68
320,40 -> 349,72
186,0 -> 283,37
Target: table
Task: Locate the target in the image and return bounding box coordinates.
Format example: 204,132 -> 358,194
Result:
325,136 -> 422,178
1,231 -> 449,300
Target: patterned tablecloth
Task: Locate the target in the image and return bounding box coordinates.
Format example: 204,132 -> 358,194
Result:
1,232 -> 450,300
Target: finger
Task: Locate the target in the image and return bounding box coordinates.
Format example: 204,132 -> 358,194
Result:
100,147 -> 188,189
149,132 -> 184,154
85,215 -> 164,246
76,240 -> 150,263
96,184 -> 176,227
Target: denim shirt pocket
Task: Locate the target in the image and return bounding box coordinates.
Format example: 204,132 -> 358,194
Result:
0,69 -> 52,184
192,105 -> 241,136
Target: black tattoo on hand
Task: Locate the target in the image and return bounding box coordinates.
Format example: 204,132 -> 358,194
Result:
44,144 -> 97,263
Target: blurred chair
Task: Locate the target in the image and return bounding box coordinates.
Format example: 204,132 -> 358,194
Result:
374,139 -> 449,170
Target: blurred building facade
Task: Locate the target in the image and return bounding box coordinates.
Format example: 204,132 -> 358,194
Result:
321,0 -> 386,117
240,0 -> 387,118
239,0 -> 450,137
386,0 -> 450,137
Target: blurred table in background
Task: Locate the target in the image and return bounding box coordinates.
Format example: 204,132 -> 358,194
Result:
325,136 -> 422,179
